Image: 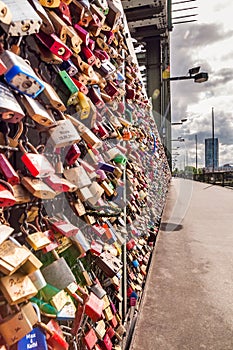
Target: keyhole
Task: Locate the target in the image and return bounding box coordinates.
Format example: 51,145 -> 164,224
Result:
21,23 -> 31,32
58,47 -> 65,56
0,7 -> 7,17
22,80 -> 32,89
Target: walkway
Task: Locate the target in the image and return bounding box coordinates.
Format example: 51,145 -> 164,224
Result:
130,178 -> 233,350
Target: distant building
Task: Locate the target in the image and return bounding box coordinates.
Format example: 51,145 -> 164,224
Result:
205,138 -> 219,169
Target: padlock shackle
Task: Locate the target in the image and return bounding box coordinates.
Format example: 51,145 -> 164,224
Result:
18,140 -> 39,154
0,178 -> 14,195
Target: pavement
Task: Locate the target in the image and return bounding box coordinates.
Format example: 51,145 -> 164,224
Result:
129,178 -> 233,350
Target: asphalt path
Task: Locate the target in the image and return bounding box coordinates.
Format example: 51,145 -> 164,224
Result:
130,178 -> 233,350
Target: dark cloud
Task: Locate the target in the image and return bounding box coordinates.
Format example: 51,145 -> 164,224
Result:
204,68 -> 233,88
172,23 -> 233,50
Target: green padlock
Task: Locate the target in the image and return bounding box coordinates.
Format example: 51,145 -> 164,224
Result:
113,154 -> 127,165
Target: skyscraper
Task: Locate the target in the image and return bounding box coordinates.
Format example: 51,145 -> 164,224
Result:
205,138 -> 219,169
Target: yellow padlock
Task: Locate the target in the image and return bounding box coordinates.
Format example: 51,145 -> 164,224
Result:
39,0 -> 60,8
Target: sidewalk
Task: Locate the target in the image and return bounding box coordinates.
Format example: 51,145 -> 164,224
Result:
130,178 -> 233,350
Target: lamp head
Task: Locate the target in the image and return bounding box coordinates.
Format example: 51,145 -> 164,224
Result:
194,72 -> 208,83
188,66 -> 200,75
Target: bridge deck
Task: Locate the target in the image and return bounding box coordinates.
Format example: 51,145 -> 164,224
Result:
130,178 -> 233,350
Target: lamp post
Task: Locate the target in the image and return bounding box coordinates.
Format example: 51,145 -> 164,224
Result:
195,134 -> 198,171
162,66 -> 208,171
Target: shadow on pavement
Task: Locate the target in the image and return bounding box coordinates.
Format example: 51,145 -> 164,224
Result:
160,222 -> 183,232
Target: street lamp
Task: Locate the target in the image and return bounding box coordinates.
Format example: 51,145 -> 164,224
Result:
171,138 -> 185,142
171,118 -> 187,125
164,66 -> 208,83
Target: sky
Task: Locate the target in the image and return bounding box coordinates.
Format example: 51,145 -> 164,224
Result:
170,0 -> 233,169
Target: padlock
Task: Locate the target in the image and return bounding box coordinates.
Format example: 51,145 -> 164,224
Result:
37,320 -> 69,350
65,143 -> 81,165
0,221 -> 14,245
99,333 -> 113,350
81,45 -> 96,66
88,85 -> 105,109
29,0 -> 55,34
0,302 -> 39,346
1,0 -> 42,36
47,113 -> 82,148
47,10 -> 68,43
12,183 -> 31,204
63,164 -> 92,189
36,31 -> 72,61
0,271 -> 38,305
49,216 -> 79,237
74,23 -> 90,45
83,326 -> 98,350
77,91 -> 92,119
0,50 -> 44,98
44,173 -> 77,192
95,320 -> 106,340
72,54 -> 94,77
64,25 -> 82,54
0,82 -> 25,123
22,95 -> 57,127
0,0 -> 12,25
0,239 -> 31,275
71,76 -> 88,94
39,0 -> 60,7
0,179 -> 16,207
85,291 -> 104,323
88,12 -> 102,37
19,141 -> 55,178
70,0 -> 92,27
21,177 -> 57,199
0,153 -> 19,185
41,256 -> 76,291
95,251 -> 123,278
61,59 -> 79,76
39,80 -> 66,112
56,0 -> 72,25
17,302 -> 48,350
21,223 -> 52,251
88,181 -> 104,205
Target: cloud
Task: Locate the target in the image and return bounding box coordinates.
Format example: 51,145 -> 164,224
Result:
172,23 -> 233,50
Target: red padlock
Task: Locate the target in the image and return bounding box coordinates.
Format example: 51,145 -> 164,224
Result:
74,23 -> 90,46
0,153 -> 20,185
65,144 -> 81,165
71,76 -> 89,94
88,86 -> 105,109
36,31 -> 72,61
81,45 -> 96,65
104,81 -> 119,98
49,217 -> 79,237
57,1 -> 72,24
83,327 -> 98,350
90,240 -> 103,256
100,333 -> 112,350
85,292 -> 104,323
19,141 -> 55,178
0,180 -> 16,207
